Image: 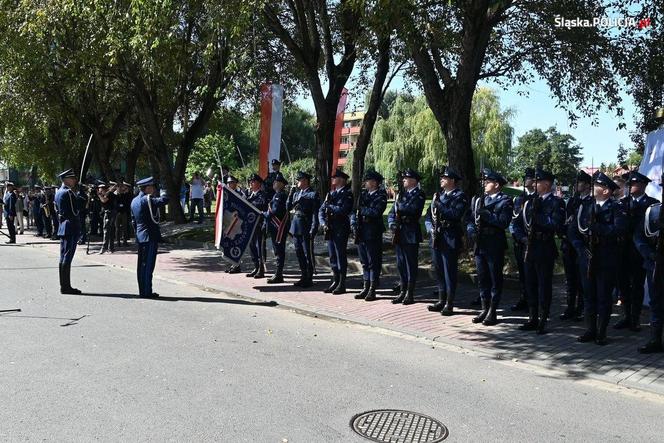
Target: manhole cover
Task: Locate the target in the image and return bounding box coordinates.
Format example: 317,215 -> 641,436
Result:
350,409 -> 449,443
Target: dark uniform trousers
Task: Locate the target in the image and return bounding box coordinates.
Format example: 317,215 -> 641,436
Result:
352,189 -> 388,284
33,198 -> 44,235
137,240 -> 159,296
425,189 -> 468,298
388,188 -> 426,288
246,190 -> 268,267
569,199 -> 627,337
467,193 -> 513,305
510,192 -> 534,301
288,188 -> 320,281
320,186 -> 353,278
3,192 -> 17,242
265,190 -> 289,274
511,194 -> 565,318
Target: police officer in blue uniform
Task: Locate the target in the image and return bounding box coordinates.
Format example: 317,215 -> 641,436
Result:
425,167 -> 468,315
31,185 -> 45,237
466,169 -> 513,326
614,171 -> 659,332
264,173 -> 290,284
511,169 -> 565,334
634,196 -> 664,353
351,170 -> 388,301
263,159 -> 282,200
319,168 -> 353,295
559,170 -> 591,321
245,173 -> 268,278
509,167 -> 535,312
54,169 -> 87,294
3,181 -> 17,244
388,168 -> 426,305
131,177 -> 169,298
568,171 -> 627,345
287,171 -> 320,288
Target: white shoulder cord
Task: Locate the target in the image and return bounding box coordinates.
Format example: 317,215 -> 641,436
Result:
474,197 -> 481,225
522,199 -> 532,231
68,189 -> 80,217
644,204 -> 660,238
577,203 -> 589,234
146,194 -> 160,224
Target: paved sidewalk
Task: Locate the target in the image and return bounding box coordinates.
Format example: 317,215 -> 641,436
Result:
6,230 -> 664,396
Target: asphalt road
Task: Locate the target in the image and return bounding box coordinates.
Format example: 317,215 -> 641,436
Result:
1,243 -> 663,442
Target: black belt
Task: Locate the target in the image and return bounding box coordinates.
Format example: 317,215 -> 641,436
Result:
294,211 -> 309,218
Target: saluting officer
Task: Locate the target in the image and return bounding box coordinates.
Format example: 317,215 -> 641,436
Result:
559,170 -> 592,321
263,159 -> 282,200
351,170 -> 388,301
511,169 -> 565,334
509,167 -> 535,312
54,169 -> 87,294
287,171 -> 320,288
319,168 -> 353,295
568,172 -> 627,345
615,171 -> 659,332
245,173 -> 269,279
131,177 -> 169,298
466,169 -> 513,326
424,167 -> 468,315
3,181 -> 17,244
633,195 -> 664,353
388,168 -> 426,305
44,186 -> 56,239
264,173 -> 290,284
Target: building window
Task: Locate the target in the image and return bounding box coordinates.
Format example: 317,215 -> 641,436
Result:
339,150 -> 349,158
341,136 -> 349,144
343,121 -> 351,128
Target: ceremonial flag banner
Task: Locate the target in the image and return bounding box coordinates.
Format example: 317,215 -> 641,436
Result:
639,127 -> 664,201
258,83 -> 284,178
214,185 -> 262,265
331,88 -> 349,172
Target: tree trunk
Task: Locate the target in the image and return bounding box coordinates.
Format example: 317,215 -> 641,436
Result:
314,108 -> 337,198
351,37 -> 391,207
125,136 -> 143,184
440,92 -> 477,197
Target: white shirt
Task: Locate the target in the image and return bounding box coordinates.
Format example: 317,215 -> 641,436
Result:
597,199 -> 609,207
190,178 -> 205,199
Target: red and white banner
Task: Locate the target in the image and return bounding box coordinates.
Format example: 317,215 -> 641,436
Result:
214,184 -> 225,249
258,83 -> 284,179
331,88 -> 349,172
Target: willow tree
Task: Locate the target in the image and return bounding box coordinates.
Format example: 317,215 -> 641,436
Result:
370,88 -> 513,191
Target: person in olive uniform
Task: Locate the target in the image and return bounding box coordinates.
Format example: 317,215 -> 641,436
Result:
245,173 -> 269,278
568,171 -> 627,345
388,168 -> 426,305
424,167 -> 468,315
466,169 -> 513,326
615,171 -> 659,331
633,195 -> 664,353
55,169 -> 87,294
559,170 -> 592,321
264,173 -> 290,284
509,167 -> 535,312
319,168 -> 353,295
287,171 -> 320,288
511,169 -> 565,334
351,170 -> 388,301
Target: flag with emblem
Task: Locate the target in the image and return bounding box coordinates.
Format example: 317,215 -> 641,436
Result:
214,185 -> 262,264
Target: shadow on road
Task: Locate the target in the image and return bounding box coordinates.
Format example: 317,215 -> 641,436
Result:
77,292 -> 279,307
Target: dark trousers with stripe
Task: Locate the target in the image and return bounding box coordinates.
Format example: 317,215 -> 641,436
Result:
4,215 -> 16,242
270,233 -> 286,269
294,234 -> 314,278
34,208 -> 44,235
431,247 -> 459,297
475,248 -> 505,304
249,231 -> 263,266
137,240 -> 158,296
59,233 -> 78,264
358,239 -> 382,282
396,243 -> 418,286
525,256 -> 555,315
327,231 -> 349,276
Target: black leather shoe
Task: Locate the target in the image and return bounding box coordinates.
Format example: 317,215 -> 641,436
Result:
510,299 -> 528,312
613,317 -> 631,330
472,300 -> 489,324
638,340 -> 664,354
559,308 -> 575,321
536,318 -> 549,335
577,330 -> 596,343
246,266 -> 258,277
60,287 -> 82,295
428,302 -> 444,312
299,279 -> 313,288
519,320 -> 538,331
392,291 -> 406,304
355,281 -> 370,299
267,273 -> 284,284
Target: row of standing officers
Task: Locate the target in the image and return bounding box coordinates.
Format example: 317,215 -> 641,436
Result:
242,160 -> 663,354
